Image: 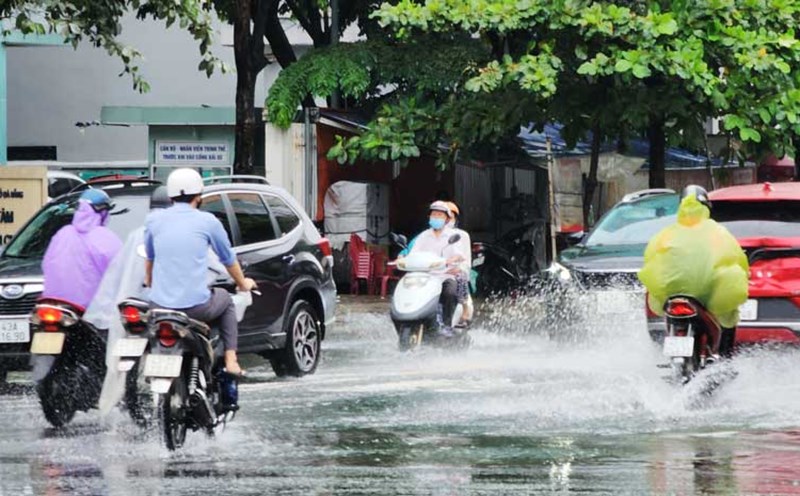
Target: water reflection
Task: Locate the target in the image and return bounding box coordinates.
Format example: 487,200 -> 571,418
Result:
647,432 -> 800,495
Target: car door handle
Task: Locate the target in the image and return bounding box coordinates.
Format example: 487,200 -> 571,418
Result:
282,254 -> 295,264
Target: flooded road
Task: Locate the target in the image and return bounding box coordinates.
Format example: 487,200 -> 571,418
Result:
3,296 -> 800,495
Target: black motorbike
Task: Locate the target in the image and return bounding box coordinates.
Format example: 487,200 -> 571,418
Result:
660,295 -> 722,385
471,241 -> 527,297
29,299 -> 106,427
130,290 -> 252,450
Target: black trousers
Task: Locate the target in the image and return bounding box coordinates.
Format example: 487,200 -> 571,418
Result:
440,279 -> 458,327
719,327 -> 736,358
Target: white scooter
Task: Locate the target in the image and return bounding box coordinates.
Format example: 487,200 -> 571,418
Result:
390,233 -> 471,351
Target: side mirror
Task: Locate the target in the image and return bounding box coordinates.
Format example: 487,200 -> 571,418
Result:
390,232 -> 408,249
448,233 -> 462,245
565,231 -> 585,247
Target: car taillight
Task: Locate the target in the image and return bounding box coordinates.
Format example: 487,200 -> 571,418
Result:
319,238 -> 332,257
122,306 -> 142,324
158,323 -> 178,347
666,299 -> 697,317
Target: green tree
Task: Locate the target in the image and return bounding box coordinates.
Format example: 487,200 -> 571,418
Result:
375,0 -> 800,187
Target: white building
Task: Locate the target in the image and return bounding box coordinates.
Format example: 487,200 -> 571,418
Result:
5,14 -> 335,163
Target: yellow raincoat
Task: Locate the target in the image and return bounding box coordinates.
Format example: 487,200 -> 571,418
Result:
638,194 -> 749,328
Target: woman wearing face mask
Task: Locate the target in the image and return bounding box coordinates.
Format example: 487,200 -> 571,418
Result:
401,201 -> 462,337
445,202 -> 473,323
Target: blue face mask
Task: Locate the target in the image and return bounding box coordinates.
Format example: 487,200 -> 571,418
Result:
429,217 -> 446,230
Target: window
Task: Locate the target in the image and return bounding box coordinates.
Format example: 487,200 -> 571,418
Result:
586,194 -> 679,247
3,194 -> 150,259
228,193 -> 278,245
714,200 -> 800,239
200,194 -> 234,241
48,178 -> 75,198
264,195 -> 300,236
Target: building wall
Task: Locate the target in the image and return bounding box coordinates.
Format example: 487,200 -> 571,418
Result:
6,15 -> 273,162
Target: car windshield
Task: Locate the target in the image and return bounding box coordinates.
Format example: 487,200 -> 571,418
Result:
3,193 -> 151,259
713,200 -> 800,238
586,194 -> 679,247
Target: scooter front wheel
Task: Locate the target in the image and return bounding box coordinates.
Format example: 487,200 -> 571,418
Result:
398,324 -> 424,351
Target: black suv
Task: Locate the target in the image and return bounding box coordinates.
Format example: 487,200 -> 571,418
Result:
0,178 -> 336,382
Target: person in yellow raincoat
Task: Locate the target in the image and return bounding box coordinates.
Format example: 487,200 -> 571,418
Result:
638,185 -> 749,361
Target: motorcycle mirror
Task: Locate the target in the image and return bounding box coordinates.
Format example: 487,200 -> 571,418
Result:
390,232 -> 408,249
448,234 -> 462,245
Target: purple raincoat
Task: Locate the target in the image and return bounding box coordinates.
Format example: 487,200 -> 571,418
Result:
42,201 -> 123,309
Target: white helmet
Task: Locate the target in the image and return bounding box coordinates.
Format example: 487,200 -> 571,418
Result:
166,168 -> 203,198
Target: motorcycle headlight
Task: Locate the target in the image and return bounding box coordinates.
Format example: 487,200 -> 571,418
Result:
403,274 -> 430,288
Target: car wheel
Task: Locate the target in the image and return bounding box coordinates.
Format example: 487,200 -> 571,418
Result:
278,300 -> 321,377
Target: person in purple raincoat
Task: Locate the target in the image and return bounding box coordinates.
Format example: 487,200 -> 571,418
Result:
41,189 -> 122,310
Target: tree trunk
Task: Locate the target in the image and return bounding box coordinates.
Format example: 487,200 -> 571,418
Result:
648,114 -> 666,188
232,0 -> 257,175
583,123 -> 601,229
793,136 -> 800,180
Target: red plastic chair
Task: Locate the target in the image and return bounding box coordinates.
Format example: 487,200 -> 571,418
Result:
349,234 -> 373,295
351,251 -> 374,294
372,251 -> 400,298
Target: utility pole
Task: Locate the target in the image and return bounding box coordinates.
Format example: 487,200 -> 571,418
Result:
546,138 -> 558,262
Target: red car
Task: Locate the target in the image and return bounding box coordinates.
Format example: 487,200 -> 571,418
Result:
648,182 -> 800,345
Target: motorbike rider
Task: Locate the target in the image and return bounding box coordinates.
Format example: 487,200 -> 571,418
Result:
42,188 -> 122,309
639,185 -> 748,361
85,186 -> 229,413
144,168 -> 257,376
445,202 -> 473,323
402,201 -> 461,337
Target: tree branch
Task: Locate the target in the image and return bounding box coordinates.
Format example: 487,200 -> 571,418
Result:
251,0 -> 270,72
264,0 -> 298,68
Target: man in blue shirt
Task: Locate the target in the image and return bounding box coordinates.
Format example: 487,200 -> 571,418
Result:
144,168 -> 257,375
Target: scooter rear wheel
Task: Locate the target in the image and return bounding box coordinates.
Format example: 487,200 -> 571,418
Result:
159,378 -> 188,451
38,374 -> 77,427
125,358 -> 155,427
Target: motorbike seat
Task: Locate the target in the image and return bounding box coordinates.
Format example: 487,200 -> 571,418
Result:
150,309 -> 210,336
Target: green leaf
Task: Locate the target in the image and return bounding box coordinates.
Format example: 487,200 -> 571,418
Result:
577,61 -> 597,76
614,59 -> 632,72
632,64 -> 651,79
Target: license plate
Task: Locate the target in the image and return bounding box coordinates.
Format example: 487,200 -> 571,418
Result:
30,332 -> 65,354
0,319 -> 30,343
663,336 -> 695,357
112,338 -> 148,358
143,354 -> 183,378
739,299 -> 758,321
